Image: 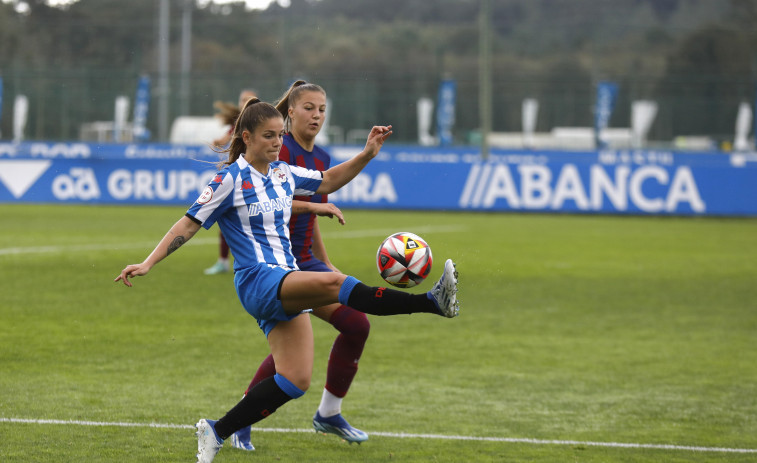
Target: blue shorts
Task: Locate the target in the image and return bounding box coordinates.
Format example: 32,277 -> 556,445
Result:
234,263 -> 311,337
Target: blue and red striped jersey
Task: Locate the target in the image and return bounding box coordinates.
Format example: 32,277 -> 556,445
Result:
279,133 -> 331,263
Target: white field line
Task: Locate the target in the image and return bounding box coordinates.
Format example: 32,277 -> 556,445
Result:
0,225 -> 468,256
1,417 -> 755,454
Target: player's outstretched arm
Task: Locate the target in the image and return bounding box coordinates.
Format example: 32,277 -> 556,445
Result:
114,215 -> 201,287
318,125 -> 392,194
291,200 -> 345,224
305,202 -> 345,225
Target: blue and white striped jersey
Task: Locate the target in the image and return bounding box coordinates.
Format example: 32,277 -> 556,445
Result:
186,157 -> 323,271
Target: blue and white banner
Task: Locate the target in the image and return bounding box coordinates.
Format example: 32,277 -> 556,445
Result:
436,79 -> 456,146
594,81 -> 618,149
1,142 -> 756,216
132,75 -> 151,142
327,147 -> 757,216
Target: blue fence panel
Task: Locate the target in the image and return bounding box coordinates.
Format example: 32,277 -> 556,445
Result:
1,142 -> 756,216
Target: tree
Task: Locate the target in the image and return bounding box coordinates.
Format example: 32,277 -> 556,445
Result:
653,25 -> 755,139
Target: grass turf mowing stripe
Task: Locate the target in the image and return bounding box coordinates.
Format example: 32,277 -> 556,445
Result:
0,224 -> 468,255
2,417 -> 754,454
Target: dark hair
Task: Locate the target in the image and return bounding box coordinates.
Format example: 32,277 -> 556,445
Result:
213,89 -> 258,132
213,100 -> 241,127
274,80 -> 326,132
220,97 -> 283,166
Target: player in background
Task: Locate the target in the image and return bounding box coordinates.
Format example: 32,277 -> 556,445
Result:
204,88 -> 257,275
230,81 -> 369,450
114,98 -> 459,463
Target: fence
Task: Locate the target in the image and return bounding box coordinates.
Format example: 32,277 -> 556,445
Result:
0,69 -> 754,147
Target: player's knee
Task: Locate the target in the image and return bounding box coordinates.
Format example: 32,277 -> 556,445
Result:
342,310 -> 370,339
274,372 -> 309,398
321,272 -> 347,298
289,374 -> 311,392
355,312 -> 370,339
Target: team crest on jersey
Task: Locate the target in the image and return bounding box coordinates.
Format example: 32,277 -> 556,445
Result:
271,167 -> 287,183
197,185 -> 213,204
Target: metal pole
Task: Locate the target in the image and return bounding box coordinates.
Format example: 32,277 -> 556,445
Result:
157,0 -> 170,141
479,0 -> 492,160
180,0 -> 192,117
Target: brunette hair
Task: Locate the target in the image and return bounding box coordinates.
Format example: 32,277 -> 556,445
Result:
220,97 -> 283,166
213,89 -> 257,128
213,100 -> 241,127
274,80 -> 326,132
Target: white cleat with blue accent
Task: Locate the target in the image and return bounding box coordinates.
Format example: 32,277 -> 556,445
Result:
313,411 -> 369,444
230,425 -> 255,451
195,419 -> 223,463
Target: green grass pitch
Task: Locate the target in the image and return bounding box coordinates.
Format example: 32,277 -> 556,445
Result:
1,204 -> 756,462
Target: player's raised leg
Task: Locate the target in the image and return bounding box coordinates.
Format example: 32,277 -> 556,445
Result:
280,265 -> 460,319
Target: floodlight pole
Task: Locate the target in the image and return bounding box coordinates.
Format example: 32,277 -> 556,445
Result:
479,0 -> 492,160
157,0 -> 170,141
179,0 -> 193,117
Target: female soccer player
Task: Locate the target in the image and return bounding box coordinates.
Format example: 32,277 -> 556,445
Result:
229,81 -> 373,451
204,88 -> 257,275
114,98 -> 459,463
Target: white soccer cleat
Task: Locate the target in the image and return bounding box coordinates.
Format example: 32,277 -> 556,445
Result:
429,259 -> 459,318
195,419 -> 223,463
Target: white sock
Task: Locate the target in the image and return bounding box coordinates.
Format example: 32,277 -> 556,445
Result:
318,389 -> 343,418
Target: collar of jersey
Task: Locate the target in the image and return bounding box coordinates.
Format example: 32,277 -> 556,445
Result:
237,156 -> 275,179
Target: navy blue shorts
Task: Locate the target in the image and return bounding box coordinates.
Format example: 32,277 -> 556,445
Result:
296,257 -> 332,273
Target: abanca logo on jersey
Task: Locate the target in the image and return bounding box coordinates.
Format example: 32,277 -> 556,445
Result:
247,195 -> 293,216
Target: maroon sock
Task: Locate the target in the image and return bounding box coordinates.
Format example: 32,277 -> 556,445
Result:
325,306 -> 370,397
219,233 -> 230,259
245,353 -> 276,395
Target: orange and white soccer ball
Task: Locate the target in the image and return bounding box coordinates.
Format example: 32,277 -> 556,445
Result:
376,232 -> 433,288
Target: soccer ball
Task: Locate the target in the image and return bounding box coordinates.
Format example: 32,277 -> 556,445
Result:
376,232 -> 433,288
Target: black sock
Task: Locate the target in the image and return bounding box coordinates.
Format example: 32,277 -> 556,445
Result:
347,282 -> 438,316
214,376 -> 292,440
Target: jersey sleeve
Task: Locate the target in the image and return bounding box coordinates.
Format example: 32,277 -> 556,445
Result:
288,164 -> 323,196
186,170 -> 235,229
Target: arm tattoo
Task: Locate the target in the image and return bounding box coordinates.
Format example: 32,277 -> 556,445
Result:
167,236 -> 186,256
